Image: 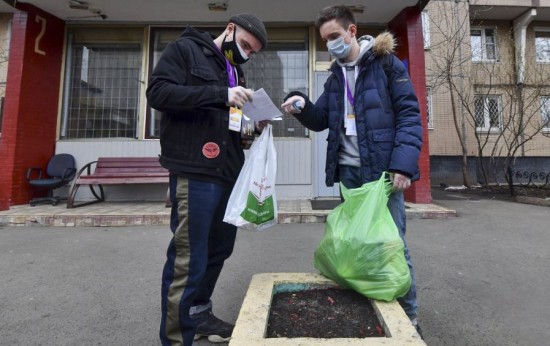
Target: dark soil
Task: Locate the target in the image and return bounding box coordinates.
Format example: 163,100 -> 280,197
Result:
439,185 -> 550,201
266,288 -> 385,338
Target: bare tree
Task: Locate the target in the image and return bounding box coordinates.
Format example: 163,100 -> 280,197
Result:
426,0 -> 472,187
426,0 -> 550,193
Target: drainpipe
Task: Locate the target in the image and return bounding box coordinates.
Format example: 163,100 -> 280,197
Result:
514,9 -> 536,84
513,8 -> 536,157
61,32 -> 74,138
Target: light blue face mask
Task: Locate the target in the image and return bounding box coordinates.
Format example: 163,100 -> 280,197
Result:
326,31 -> 351,59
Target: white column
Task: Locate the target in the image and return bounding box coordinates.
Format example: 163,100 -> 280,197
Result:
513,8 -> 537,84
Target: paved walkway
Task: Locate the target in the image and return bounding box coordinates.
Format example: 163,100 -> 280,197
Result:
0,199 -> 455,227
1,193 -> 548,345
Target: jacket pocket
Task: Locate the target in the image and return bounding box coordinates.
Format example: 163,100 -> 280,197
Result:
190,67 -> 218,82
371,129 -> 395,172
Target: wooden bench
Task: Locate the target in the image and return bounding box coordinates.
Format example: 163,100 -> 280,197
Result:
67,157 -> 170,208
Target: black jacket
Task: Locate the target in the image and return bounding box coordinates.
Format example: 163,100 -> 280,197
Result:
146,26 -> 246,186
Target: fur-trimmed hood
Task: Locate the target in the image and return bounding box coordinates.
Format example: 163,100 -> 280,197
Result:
371,31 -> 396,57
336,31 -> 396,67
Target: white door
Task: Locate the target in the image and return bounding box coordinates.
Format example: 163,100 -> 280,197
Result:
313,71 -> 340,197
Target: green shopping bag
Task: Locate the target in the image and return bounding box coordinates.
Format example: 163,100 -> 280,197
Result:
240,191 -> 276,225
313,173 -> 411,301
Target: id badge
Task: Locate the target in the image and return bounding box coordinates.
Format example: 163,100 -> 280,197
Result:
229,107 -> 242,132
345,114 -> 357,136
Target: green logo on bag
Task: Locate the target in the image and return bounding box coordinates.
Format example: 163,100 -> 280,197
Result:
241,192 -> 275,224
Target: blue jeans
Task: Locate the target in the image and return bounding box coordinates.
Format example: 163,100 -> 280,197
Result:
160,176 -> 237,346
338,165 -> 418,318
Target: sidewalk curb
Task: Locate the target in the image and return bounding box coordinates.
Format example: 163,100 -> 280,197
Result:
0,201 -> 456,227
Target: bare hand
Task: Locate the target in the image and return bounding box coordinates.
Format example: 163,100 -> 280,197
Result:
281,96 -> 305,115
391,173 -> 411,192
228,86 -> 253,108
255,120 -> 270,133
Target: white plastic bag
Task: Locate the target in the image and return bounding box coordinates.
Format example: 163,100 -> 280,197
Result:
224,124 -> 277,231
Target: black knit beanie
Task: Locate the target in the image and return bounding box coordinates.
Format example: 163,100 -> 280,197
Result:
229,13 -> 268,49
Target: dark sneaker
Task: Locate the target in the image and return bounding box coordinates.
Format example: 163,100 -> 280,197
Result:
411,318 -> 424,339
192,309 -> 234,343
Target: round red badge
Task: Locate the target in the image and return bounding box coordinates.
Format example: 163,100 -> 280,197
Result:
202,142 -> 220,159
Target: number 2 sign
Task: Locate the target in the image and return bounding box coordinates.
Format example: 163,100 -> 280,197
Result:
34,15 -> 46,56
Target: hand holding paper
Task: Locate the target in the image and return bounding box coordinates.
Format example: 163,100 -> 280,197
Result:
242,88 -> 283,121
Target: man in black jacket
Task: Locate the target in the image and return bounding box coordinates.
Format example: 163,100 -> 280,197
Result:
146,13 -> 267,346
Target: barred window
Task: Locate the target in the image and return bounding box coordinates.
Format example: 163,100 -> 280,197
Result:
0,97 -> 4,136
422,11 -> 430,50
147,27 -> 309,138
241,42 -> 309,138
474,95 -> 502,132
61,29 -> 142,139
426,87 -> 433,129
540,96 -> 550,131
147,28 -> 203,138
535,30 -> 550,63
471,28 -> 497,62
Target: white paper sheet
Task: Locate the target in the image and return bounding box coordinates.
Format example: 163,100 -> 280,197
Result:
242,88 -> 283,121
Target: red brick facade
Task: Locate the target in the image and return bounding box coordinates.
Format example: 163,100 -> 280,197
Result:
389,6 -> 433,204
0,5 -> 64,210
0,4 -> 432,210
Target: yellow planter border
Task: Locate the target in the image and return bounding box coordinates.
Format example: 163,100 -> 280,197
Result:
230,273 -> 426,345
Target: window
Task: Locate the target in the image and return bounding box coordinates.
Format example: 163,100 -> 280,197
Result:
540,96 -> 550,131
61,29 -> 143,139
535,29 -> 550,63
241,42 -> 309,138
147,28 -> 215,138
426,87 -> 434,129
422,11 -> 430,50
4,19 -> 11,59
0,97 -> 4,136
147,27 -> 309,138
471,28 -> 497,62
474,95 -> 502,132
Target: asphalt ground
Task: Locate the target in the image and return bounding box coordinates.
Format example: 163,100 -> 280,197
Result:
1,190 -> 549,346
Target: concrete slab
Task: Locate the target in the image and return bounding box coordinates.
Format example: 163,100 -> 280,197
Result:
0,199 -> 456,227
230,273 -> 425,346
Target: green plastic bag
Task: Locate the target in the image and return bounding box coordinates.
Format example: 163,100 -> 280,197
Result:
313,173 -> 411,301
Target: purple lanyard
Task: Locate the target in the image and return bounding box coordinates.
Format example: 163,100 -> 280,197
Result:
345,80 -> 355,107
342,69 -> 355,107
225,58 -> 237,87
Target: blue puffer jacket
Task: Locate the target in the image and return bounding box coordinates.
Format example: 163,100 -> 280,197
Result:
287,32 -> 422,186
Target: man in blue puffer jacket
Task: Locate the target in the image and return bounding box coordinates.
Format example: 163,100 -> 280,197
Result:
282,5 -> 423,336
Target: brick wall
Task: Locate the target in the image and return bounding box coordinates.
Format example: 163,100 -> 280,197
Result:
389,6 -> 433,204
0,5 -> 64,210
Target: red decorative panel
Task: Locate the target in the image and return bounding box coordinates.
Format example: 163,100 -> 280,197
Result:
0,5 -> 65,209
389,6 -> 433,204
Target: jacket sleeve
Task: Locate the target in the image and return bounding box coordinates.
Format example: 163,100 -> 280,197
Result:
386,54 -> 423,178
146,40 -> 228,114
284,75 -> 334,132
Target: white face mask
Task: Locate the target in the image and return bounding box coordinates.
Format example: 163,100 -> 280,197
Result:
326,30 -> 351,59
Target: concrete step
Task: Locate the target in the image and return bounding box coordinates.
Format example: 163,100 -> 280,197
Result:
0,200 -> 456,227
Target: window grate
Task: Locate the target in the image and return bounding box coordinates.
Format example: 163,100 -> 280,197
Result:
474,95 -> 502,132
535,31 -> 550,63
147,30 -> 309,139
241,46 -> 309,138
426,87 -> 433,128
64,44 -> 141,139
422,11 -> 430,50
541,96 -> 550,130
